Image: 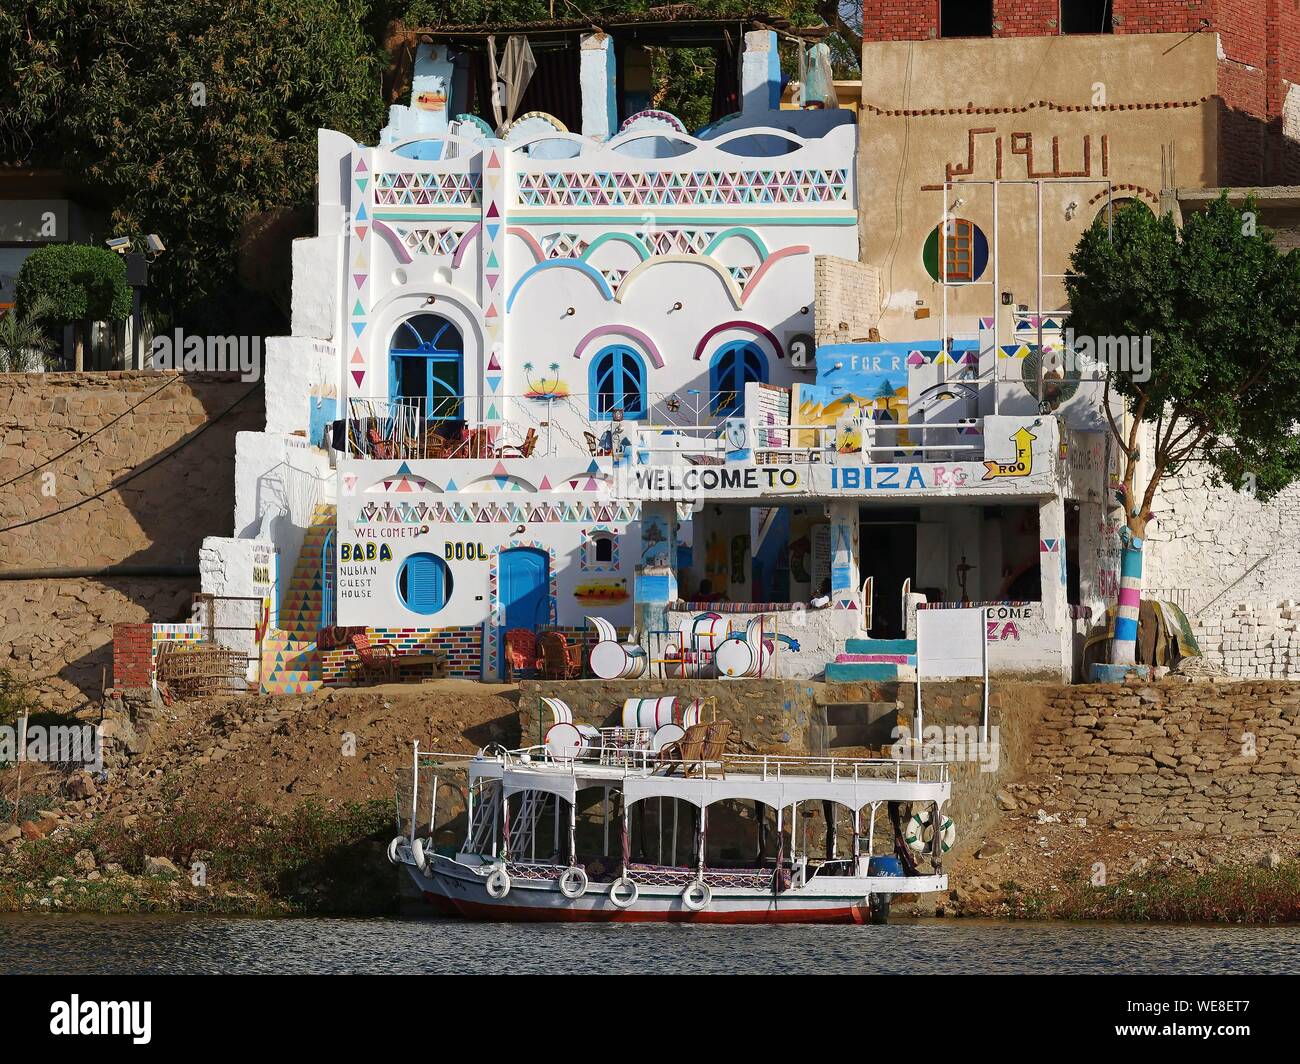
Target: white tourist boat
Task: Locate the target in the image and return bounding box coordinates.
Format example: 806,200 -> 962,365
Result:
388,732 -> 952,924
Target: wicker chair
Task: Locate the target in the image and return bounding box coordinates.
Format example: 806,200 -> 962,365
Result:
536,631 -> 582,679
496,427 -> 539,459
504,628 -> 537,681
656,721 -> 722,777
347,631 -> 397,683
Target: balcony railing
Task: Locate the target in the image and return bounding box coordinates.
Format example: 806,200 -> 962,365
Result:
335,393 -> 985,467
631,419 -> 985,465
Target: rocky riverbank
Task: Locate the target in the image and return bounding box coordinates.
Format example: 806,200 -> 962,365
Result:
0,679 -> 520,914
4,675 -> 1299,922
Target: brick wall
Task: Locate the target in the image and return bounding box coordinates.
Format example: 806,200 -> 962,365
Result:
863,0 -> 939,41
813,255 -> 882,346
996,0 -> 1060,37
1026,681 -> 1300,834
112,622 -> 153,688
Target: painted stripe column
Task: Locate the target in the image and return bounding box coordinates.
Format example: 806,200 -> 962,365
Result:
1037,494 -> 1071,682
1112,529 -> 1143,666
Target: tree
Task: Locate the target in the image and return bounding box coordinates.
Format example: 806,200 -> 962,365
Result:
1,0 -> 387,332
1065,197 -> 1300,665
14,245 -> 131,370
0,296 -> 59,372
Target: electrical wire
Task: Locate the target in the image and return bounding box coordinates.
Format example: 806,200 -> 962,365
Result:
0,380 -> 261,535
0,372 -> 180,490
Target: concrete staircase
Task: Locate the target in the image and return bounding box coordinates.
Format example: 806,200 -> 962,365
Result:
825,637 -> 918,683
259,503 -> 335,695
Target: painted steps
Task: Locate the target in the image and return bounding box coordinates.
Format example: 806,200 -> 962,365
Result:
261,502 -> 336,695
825,662 -> 916,682
843,637 -> 917,656
826,637 -> 919,683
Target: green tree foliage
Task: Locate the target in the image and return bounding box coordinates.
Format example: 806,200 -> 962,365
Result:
0,297 -> 59,372
2,1 -> 850,331
2,0 -> 387,331
1065,197 -> 1300,541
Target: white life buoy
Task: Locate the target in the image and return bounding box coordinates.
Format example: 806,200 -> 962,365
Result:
608,876 -> 639,908
485,866 -> 511,899
558,865 -> 589,899
681,879 -> 712,912
411,838 -> 428,872
387,837 -> 403,865
904,808 -> 956,854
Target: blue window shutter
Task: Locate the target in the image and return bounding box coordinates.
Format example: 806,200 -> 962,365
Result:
406,555 -> 445,612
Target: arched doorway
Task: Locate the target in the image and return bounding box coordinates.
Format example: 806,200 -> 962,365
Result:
389,313 -> 464,425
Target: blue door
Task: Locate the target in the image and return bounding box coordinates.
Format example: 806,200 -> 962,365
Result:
499,547 -> 550,677
500,548 -> 550,630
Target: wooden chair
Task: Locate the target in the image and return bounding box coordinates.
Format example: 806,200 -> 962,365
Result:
700,720 -> 734,778
656,722 -> 712,776
504,628 -> 537,681
366,425 -> 398,461
496,427 -> 538,459
347,631 -> 397,683
536,631 -> 581,679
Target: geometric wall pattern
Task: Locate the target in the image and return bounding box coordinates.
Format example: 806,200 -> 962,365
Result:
355,499 -> 638,525
394,226 -> 467,256
375,170 -> 482,206
516,168 -> 850,207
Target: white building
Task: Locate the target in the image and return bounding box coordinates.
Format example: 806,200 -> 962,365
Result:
202,23 -> 1113,693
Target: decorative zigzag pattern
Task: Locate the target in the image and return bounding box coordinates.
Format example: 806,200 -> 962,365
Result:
516,168 -> 849,208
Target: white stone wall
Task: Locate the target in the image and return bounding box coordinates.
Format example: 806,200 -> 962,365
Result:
1194,601 -> 1300,679
1147,464 -> 1300,615
1147,447 -> 1300,676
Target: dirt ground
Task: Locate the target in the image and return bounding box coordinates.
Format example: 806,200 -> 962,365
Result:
4,679 -> 521,825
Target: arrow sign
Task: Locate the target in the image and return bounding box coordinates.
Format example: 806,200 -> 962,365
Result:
982,427 -> 1036,480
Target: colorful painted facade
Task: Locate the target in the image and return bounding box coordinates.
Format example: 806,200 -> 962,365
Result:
202,28 -> 1113,689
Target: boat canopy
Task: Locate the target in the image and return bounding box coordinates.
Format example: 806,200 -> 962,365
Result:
485,762 -> 949,810
621,773 -> 949,811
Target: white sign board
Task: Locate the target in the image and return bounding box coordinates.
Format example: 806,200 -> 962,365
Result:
915,607 -> 989,741
917,608 -> 985,677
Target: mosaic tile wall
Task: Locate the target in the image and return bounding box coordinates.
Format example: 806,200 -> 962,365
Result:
316,624 -> 628,684
319,626 -> 484,685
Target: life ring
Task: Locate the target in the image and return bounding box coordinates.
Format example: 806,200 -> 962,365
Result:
485,866 -> 511,899
904,808 -> 956,854
608,876 -> 639,908
386,837 -> 403,865
681,879 -> 712,912
410,838 -> 429,872
558,866 -> 589,899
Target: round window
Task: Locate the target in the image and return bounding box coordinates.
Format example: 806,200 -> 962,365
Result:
397,552 -> 453,615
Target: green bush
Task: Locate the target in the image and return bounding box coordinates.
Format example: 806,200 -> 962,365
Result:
14,244 -> 131,325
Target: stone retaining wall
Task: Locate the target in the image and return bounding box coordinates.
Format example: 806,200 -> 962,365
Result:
1025,681 -> 1300,834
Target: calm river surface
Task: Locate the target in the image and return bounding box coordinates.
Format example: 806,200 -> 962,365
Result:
1,915 -> 1297,974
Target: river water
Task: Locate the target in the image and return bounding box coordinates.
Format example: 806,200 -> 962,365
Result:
1,915 -> 1297,974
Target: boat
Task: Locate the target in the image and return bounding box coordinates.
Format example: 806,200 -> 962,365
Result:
388,728 -> 952,924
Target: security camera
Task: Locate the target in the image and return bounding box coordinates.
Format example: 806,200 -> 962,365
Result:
145,234 -> 165,254
105,236 -> 132,255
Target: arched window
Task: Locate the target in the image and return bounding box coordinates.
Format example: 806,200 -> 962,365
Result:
397,552 -> 453,615
389,313 -> 464,422
589,345 -> 647,420
709,340 -> 769,416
